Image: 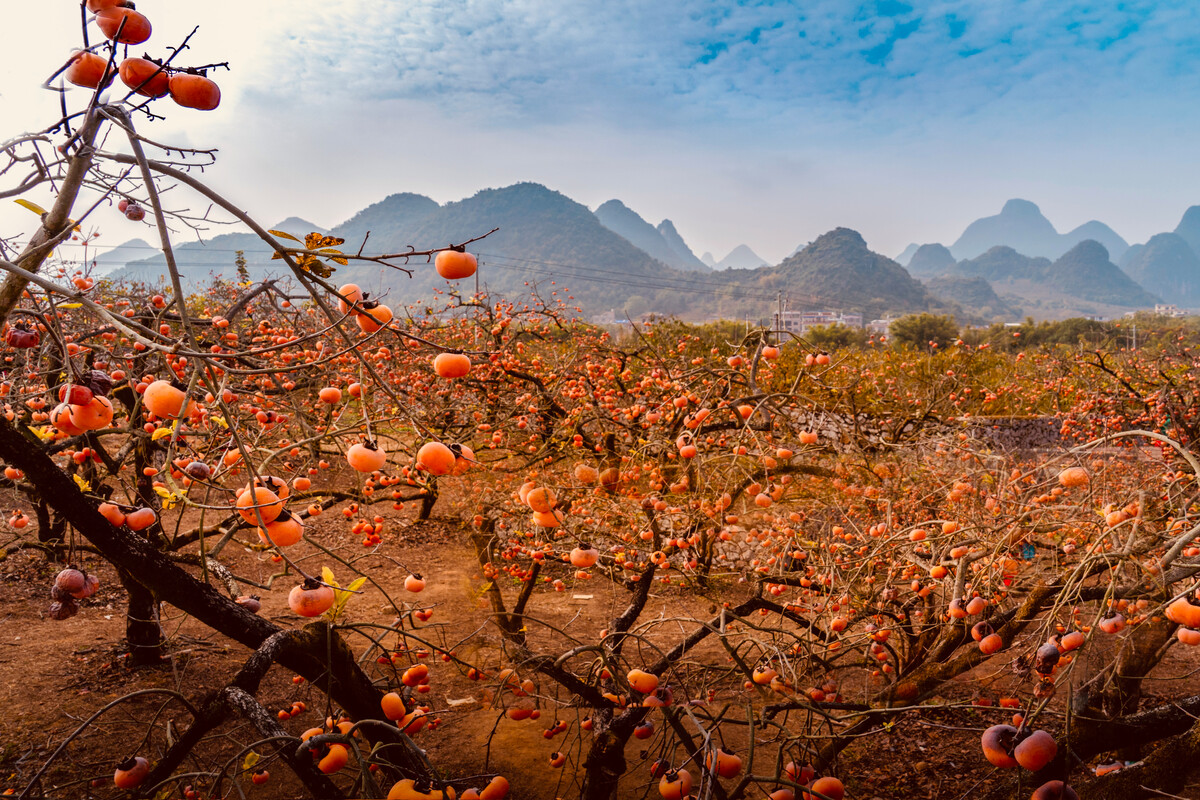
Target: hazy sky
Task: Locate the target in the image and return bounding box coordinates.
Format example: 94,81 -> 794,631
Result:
3,1 -> 1200,265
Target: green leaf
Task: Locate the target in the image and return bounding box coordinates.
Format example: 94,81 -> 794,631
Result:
345,576 -> 368,593
268,230 -> 301,243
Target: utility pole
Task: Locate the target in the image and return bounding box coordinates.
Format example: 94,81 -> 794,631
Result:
775,290 -> 783,342
473,258 -> 481,349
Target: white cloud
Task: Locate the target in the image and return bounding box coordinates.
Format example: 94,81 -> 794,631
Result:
3,1 -> 1200,263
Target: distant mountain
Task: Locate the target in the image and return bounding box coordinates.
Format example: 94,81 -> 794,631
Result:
273,216 -> 328,234
1122,232 -> 1200,306
905,243 -> 956,277
955,246 -> 1050,281
716,228 -> 960,321
94,185 -> 1181,322
951,199 -> 1063,260
593,200 -> 708,272
656,220 -> 709,272
109,185 -> 701,314
330,193 -> 439,246
895,243 -> 919,266
1045,240 -> 1159,307
949,199 -> 1128,261
112,218 -> 326,283
924,275 -> 1021,320
89,238 -> 153,276
1066,220 -> 1129,263
1118,243 -> 1144,272
1173,206 -> 1200,257
328,183 -> 693,314
714,244 -> 767,270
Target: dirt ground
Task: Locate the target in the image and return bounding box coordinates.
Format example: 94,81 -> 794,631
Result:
2,501 -> 1200,800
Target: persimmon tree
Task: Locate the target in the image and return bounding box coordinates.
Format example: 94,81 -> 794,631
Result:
6,5 -> 1200,800
0,4 -> 499,798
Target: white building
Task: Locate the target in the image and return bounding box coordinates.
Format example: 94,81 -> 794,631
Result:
780,310 -> 864,335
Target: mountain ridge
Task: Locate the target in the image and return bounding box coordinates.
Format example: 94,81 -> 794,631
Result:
593,200 -> 708,272
97,185 -> 1192,322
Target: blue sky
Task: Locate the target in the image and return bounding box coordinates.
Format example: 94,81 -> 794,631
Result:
3,1 -> 1200,262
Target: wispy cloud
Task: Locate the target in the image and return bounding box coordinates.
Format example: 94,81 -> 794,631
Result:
254,0 -> 1200,134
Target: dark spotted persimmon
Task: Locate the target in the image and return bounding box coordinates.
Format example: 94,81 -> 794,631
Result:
113,756 -> 150,789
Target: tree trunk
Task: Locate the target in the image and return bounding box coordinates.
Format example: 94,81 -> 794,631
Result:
1073,614 -> 1175,761
418,488 -> 437,520
33,494 -> 67,557
118,567 -> 163,665
0,111 -> 102,326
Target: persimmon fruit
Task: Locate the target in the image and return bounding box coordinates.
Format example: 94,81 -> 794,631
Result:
169,73 -> 221,110
119,57 -> 169,97
96,8 -> 152,44
143,380 -> 187,419
1057,467 -> 1088,488
1031,781 -> 1078,800
627,668 -> 658,694
125,507 -> 157,531
658,769 -> 692,800
525,486 -> 556,513
289,579 -> 334,617
569,546 -> 599,568
68,396 -> 114,431
347,441 -> 387,473
236,487 -> 283,525
803,777 -> 844,800
1014,729 -> 1057,772
336,284 -> 363,313
260,511 -> 304,547
356,303 -> 394,333
981,724 -> 1019,768
435,250 -> 477,280
433,352 -> 471,378
66,51 -> 112,89
706,747 -> 742,778
113,756 -> 150,789
417,442 -> 455,475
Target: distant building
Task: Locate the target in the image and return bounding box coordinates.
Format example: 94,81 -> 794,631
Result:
866,318 -> 893,335
779,310 -> 863,334
1154,304 -> 1187,318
